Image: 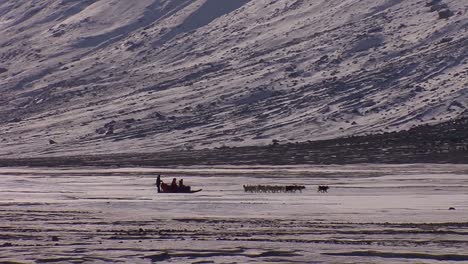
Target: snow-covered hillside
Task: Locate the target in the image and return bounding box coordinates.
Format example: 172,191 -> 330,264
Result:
0,0 -> 467,157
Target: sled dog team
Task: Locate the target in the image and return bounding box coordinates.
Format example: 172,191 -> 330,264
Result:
243,185 -> 306,193
156,175 -> 329,194
243,185 -> 330,193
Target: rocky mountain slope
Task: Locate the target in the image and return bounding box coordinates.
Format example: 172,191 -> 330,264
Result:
0,0 -> 467,157
1,117 -> 467,167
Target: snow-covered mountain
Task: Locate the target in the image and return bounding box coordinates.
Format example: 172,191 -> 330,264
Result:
0,0 -> 467,157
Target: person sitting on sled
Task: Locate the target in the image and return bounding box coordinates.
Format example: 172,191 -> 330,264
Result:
171,178 -> 178,191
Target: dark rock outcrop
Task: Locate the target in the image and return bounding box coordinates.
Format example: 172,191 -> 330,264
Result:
426,0 -> 442,6
438,9 -> 453,19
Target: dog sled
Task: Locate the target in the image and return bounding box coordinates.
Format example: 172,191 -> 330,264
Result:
158,178 -> 202,193
160,186 -> 202,193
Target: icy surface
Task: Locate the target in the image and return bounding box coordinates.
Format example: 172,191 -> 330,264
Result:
0,0 -> 467,156
1,164 -> 468,263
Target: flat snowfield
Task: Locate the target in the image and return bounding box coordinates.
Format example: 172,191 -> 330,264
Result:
1,164 -> 468,263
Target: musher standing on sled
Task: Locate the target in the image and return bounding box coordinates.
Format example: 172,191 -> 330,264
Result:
156,175 -> 161,193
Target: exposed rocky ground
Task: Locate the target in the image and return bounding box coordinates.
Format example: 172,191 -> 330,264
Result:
0,0 -> 467,157
1,116 -> 467,167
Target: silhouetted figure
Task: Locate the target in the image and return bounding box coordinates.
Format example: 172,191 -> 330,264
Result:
178,178 -> 191,192
156,175 -> 161,193
171,178 -> 178,191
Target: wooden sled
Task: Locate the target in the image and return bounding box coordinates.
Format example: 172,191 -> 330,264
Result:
160,189 -> 202,194
160,182 -> 202,193
187,189 -> 202,193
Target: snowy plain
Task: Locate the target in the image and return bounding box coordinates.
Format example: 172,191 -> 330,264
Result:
1,164 -> 468,263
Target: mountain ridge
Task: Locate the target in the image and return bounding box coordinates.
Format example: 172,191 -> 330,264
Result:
0,0 -> 467,157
